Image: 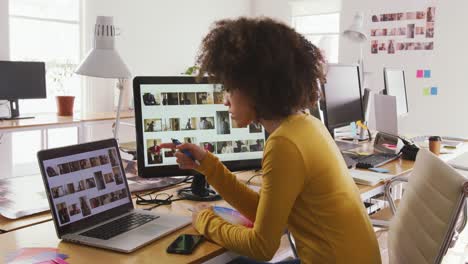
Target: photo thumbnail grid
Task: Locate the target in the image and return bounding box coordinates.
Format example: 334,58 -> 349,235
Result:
140,85 -> 267,167
146,138 -> 265,165
43,148 -> 130,226
142,91 -> 224,106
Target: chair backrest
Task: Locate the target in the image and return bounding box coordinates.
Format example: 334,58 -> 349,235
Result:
388,149 -> 468,264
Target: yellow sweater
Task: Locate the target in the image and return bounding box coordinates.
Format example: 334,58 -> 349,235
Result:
195,114 -> 381,263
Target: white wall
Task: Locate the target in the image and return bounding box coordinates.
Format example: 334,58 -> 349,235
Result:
251,0 -> 342,25
0,0 -> 9,59
82,0 -> 252,114
340,0 -> 467,137
252,0 -> 291,24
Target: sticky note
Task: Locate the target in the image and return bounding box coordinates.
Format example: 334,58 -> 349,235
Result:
416,70 -> 423,78
431,87 -> 438,95
424,70 -> 431,78
423,87 -> 430,96
350,122 -> 357,137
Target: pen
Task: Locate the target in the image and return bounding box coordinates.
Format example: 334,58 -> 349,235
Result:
171,138 -> 201,166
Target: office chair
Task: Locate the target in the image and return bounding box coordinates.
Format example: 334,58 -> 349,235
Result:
379,149 -> 468,263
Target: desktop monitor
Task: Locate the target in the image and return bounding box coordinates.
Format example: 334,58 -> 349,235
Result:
133,76 -> 267,200
361,87 -> 373,124
320,64 -> 363,135
383,68 -> 408,116
0,61 -> 47,119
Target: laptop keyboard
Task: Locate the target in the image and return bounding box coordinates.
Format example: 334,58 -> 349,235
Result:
341,153 -> 358,168
80,213 -> 159,240
355,153 -> 400,169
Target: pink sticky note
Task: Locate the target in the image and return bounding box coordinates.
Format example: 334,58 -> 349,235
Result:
416,70 -> 423,78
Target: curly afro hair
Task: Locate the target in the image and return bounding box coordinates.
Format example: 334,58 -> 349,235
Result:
196,17 -> 326,120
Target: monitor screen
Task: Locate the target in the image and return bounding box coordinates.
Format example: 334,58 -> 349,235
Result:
0,61 -> 47,100
40,145 -> 131,227
321,64 -> 363,132
362,88 -> 372,122
383,68 -> 408,115
133,77 -> 267,178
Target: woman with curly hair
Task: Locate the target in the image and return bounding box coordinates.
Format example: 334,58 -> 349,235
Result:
162,17 -> 380,264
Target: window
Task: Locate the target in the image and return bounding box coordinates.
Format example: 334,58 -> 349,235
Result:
8,0 -> 81,177
293,13 -> 340,63
9,0 -> 81,114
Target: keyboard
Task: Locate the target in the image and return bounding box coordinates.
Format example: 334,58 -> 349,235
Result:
335,140 -> 360,151
355,153 -> 400,169
341,153 -> 358,168
80,213 -> 159,240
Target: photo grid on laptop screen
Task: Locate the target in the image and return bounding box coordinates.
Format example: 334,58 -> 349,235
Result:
140,83 -> 266,167
42,147 -> 131,226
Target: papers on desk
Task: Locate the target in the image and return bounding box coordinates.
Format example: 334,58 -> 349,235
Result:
0,174 -> 50,219
349,169 -> 396,186
448,152 -> 468,171
5,247 -> 69,264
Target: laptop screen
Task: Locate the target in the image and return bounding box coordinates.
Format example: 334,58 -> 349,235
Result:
41,144 -> 131,227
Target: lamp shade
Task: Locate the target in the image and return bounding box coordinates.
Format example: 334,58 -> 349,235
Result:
343,12 -> 367,43
75,16 -> 131,78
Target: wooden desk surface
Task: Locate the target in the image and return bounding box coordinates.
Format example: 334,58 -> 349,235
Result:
0,113 -> 79,130
0,157 -> 414,233
0,212 -> 51,233
0,111 -> 134,130
79,111 -> 134,122
0,185 -> 228,264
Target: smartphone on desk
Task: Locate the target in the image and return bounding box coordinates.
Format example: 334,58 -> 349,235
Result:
166,234 -> 204,254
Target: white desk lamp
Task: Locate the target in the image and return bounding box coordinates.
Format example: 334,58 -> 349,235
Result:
343,12 -> 370,139
75,16 -> 131,141
343,12 -> 368,88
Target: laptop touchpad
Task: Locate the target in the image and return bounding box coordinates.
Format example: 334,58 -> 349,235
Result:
134,223 -> 173,237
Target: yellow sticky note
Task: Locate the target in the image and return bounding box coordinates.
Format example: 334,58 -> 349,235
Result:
357,152 -> 372,156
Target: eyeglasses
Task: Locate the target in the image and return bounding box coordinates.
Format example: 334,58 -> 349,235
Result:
135,192 -> 173,206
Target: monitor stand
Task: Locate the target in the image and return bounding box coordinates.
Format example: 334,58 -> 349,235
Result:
177,173 -> 221,201
0,99 -> 34,120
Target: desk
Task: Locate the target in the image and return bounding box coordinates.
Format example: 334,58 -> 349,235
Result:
0,112 -> 135,229
0,183 -> 233,264
0,212 -> 51,234
0,111 -> 134,143
0,154 -> 414,233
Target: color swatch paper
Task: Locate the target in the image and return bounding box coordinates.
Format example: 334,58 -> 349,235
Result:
5,248 -> 68,264
431,87 -> 438,95
416,70 -> 424,78
213,206 -> 253,227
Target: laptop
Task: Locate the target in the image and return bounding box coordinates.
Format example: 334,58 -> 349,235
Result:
37,138 -> 191,253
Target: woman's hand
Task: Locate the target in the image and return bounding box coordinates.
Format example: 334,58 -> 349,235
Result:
190,203 -> 212,227
160,142 -> 207,170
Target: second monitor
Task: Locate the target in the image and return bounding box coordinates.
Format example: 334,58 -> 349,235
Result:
321,64 -> 363,136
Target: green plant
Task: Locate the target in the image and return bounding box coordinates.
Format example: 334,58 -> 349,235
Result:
183,65 -> 200,75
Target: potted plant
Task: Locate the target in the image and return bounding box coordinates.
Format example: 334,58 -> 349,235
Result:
183,65 -> 200,75
48,61 -> 76,116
